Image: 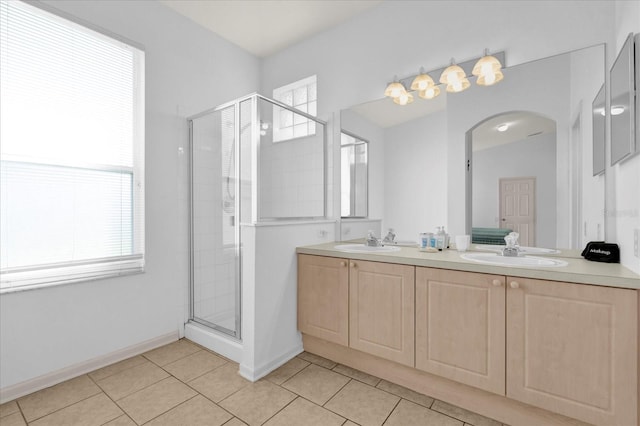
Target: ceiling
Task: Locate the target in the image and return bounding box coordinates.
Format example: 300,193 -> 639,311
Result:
472,111 -> 556,151
351,94 -> 447,129
349,100 -> 555,149
160,0 -> 383,58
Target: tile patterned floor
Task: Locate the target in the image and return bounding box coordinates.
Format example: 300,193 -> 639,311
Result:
0,339 -> 505,426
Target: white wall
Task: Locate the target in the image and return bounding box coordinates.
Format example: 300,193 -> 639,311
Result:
609,1 -> 640,273
0,0 -> 260,392
383,112 -> 448,241
473,134 -> 557,247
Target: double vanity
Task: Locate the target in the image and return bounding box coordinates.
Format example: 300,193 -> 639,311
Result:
296,242 -> 640,426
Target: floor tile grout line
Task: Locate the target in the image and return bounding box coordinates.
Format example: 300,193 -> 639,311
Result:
88,373 -> 131,426
89,356 -> 148,383
255,394 -> 300,426
93,369 -> 171,404
159,354 -> 229,385
321,378 -> 353,411
141,340 -> 203,368
381,397 -> 403,425
292,394 -> 349,424
17,378 -> 103,424
182,380 -> 241,423
277,361 -> 314,387
137,393 -> 201,426
331,364 -> 382,387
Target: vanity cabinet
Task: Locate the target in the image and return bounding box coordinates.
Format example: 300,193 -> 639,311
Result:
297,254 -> 349,346
297,255 -> 414,365
506,276 -> 638,426
297,253 -> 639,426
415,268 -> 505,395
349,259 -> 414,366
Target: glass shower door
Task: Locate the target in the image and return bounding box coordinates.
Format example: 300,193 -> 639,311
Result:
190,104 -> 241,338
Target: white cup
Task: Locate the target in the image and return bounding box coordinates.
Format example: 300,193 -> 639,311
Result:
455,235 -> 471,252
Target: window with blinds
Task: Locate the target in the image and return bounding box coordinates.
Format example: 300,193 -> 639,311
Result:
0,0 -> 145,292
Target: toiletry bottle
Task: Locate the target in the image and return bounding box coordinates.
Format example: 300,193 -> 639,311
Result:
436,227 -> 446,250
419,233 -> 428,249
430,228 -> 438,248
441,226 -> 450,249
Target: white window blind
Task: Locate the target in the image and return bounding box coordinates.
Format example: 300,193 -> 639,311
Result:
0,0 -> 145,292
272,75 -> 317,142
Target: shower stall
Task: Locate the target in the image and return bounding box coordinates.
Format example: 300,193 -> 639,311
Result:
188,94 -> 327,344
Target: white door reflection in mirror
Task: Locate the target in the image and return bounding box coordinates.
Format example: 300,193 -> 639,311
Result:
500,177 -> 536,246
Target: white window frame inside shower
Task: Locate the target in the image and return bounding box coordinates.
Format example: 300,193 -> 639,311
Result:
272,75 -> 317,142
0,0 -> 145,293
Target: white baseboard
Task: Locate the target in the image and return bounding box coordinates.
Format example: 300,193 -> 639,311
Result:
0,331 -> 179,404
239,342 -> 303,382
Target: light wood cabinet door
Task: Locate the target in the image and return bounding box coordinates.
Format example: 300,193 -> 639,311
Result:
297,254 -> 349,346
415,267 -> 506,395
506,277 -> 638,426
349,260 -> 415,366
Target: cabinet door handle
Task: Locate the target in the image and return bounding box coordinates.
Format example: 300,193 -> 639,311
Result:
510,281 -> 520,289
340,261 -> 347,267
492,279 -> 502,287
350,262 -> 357,268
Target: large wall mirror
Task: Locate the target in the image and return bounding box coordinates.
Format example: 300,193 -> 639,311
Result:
341,44 -> 605,253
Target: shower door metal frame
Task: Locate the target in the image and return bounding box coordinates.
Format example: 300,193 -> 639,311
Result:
187,101 -> 243,340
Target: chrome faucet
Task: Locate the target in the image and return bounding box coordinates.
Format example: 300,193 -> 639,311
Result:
366,230 -> 381,247
502,232 -> 521,257
382,228 -> 396,245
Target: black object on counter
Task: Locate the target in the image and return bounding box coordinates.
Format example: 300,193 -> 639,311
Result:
581,241 -> 620,263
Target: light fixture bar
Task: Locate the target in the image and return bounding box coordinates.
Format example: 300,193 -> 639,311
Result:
395,51 -> 506,90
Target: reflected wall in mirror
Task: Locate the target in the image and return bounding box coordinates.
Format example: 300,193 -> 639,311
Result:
470,112 -> 556,248
341,44 -> 605,252
341,131 -> 368,218
592,85 -> 606,176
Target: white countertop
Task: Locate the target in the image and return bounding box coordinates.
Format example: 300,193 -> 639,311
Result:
297,242 -> 640,290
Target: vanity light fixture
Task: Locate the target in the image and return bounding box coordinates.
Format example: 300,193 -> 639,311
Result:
384,50 -> 505,105
393,90 -> 414,105
411,69 -> 441,100
440,59 -> 471,93
472,49 -> 504,86
497,123 -> 509,132
384,78 -> 407,99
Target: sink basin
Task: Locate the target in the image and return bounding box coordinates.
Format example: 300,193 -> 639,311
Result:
475,245 -> 560,255
334,244 -> 402,253
460,252 -> 568,267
